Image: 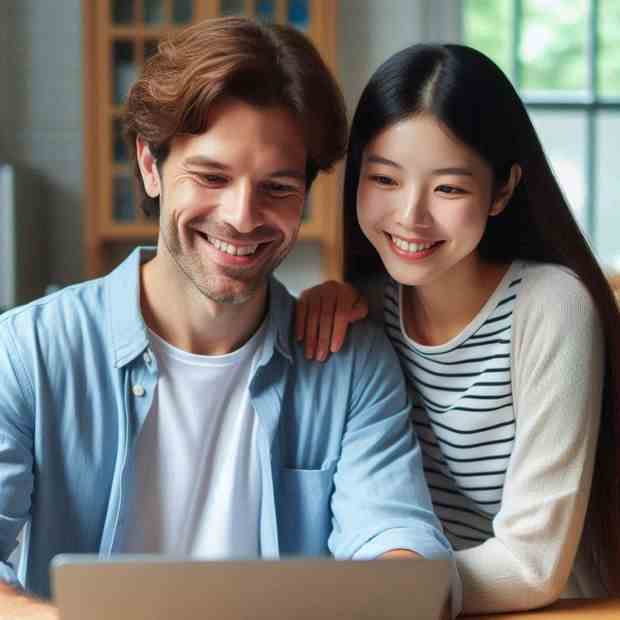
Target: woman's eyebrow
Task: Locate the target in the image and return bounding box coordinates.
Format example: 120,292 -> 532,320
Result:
432,167 -> 473,176
365,154 -> 403,169
365,156 -> 473,177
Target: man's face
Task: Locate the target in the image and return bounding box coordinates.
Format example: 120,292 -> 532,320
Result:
139,98 -> 308,305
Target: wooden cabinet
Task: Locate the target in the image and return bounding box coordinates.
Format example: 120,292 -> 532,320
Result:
83,0 -> 342,280
609,273 -> 620,305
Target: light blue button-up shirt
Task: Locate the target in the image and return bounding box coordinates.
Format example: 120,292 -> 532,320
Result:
0,248 -> 457,603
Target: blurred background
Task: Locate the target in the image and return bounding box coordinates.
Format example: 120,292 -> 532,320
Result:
0,0 -> 618,308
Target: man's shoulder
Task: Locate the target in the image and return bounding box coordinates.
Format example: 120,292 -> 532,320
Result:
287,314 -> 397,383
340,316 -> 398,373
270,277 -> 396,376
0,277 -> 107,348
0,246 -> 147,335
2,277 -> 104,323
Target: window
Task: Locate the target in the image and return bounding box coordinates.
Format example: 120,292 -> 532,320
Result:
463,0 -> 620,270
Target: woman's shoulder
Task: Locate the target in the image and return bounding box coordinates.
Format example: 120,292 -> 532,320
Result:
518,261 -> 593,304
514,260 -> 600,333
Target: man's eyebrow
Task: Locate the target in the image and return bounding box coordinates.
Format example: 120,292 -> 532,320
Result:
184,156 -> 230,170
183,157 -> 305,181
269,169 -> 306,182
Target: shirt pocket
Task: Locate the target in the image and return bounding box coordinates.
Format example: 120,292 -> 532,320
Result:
278,460 -> 337,557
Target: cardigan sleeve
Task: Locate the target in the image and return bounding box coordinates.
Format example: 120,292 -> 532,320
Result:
456,264 -> 604,614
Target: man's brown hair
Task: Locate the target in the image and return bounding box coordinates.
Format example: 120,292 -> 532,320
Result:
124,16 -> 348,217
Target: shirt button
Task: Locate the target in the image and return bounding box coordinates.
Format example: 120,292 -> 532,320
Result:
143,351 -> 152,365
132,385 -> 145,397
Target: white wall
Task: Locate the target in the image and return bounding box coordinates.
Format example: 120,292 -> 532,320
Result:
0,0 -> 83,288
338,0 -> 461,111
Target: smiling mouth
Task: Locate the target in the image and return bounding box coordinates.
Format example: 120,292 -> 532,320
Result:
207,235 -> 260,256
194,232 -> 272,258
387,233 -> 444,254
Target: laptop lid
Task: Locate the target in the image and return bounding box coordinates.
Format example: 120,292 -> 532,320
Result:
52,555 -> 451,620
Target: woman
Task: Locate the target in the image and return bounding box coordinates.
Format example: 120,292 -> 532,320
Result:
296,44 -> 620,614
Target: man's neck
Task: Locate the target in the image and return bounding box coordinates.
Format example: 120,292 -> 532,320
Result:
139,255 -> 268,356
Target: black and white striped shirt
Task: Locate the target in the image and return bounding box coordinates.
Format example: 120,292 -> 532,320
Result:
384,262 -> 523,549
371,260 -> 604,608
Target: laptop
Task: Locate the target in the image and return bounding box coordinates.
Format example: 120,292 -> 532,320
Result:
52,555 -> 452,620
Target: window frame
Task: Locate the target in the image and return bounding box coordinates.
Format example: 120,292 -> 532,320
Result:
463,0 -> 620,252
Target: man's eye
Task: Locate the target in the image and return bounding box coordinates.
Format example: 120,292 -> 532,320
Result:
436,185 -> 464,195
264,182 -> 298,196
370,175 -> 396,186
203,174 -> 227,184
193,173 -> 227,185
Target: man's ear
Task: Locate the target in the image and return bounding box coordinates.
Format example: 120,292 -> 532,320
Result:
136,136 -> 161,198
489,163 -> 522,216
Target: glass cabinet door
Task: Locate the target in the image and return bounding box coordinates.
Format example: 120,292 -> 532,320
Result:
287,0 -> 309,31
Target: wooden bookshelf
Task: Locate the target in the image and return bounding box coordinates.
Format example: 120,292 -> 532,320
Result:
83,0 -> 342,279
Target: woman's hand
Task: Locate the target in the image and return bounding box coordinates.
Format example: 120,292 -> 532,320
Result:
295,281 -> 368,361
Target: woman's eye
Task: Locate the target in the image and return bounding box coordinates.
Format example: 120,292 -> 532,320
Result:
370,175 -> 396,187
436,185 -> 464,195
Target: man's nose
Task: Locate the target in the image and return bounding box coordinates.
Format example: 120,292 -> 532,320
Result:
221,182 -> 262,233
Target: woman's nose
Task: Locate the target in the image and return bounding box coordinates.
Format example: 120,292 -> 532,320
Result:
397,189 -> 432,228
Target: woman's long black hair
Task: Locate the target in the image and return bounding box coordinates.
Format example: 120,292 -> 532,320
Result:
344,43 -> 620,593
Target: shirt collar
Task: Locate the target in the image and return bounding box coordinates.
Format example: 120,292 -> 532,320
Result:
105,246 -> 295,368
105,247 -> 153,368
264,276 -> 294,365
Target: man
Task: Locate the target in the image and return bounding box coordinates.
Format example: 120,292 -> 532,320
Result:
0,17 -> 456,619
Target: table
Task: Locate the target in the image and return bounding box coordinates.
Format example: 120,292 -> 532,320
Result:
466,598 -> 620,619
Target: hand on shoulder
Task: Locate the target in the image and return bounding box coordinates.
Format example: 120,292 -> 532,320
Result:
295,281 -> 368,361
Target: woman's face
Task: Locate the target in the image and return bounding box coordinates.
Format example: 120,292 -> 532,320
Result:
356,114 -> 508,289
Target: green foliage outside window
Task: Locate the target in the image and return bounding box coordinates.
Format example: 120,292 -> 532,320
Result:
520,0 -> 587,93
463,0 -> 512,79
463,0 -> 620,97
463,0 -> 620,266
600,0 -> 620,97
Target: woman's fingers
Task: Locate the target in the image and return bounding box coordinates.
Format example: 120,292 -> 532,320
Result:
295,294 -> 309,342
295,281 -> 368,361
330,287 -> 368,353
331,295 -> 354,353
351,296 -> 369,321
331,312 -> 350,353
316,293 -> 338,361
304,292 -> 322,360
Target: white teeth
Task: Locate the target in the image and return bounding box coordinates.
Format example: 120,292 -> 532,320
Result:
207,236 -> 259,256
390,235 -> 435,253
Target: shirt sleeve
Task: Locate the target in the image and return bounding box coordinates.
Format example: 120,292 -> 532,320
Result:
0,322 -> 35,588
456,265 -> 604,614
327,322 -> 462,616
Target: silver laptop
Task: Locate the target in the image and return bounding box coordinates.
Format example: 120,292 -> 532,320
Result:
52,555 -> 452,620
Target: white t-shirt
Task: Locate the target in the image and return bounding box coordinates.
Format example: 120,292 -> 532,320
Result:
122,323 -> 266,558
